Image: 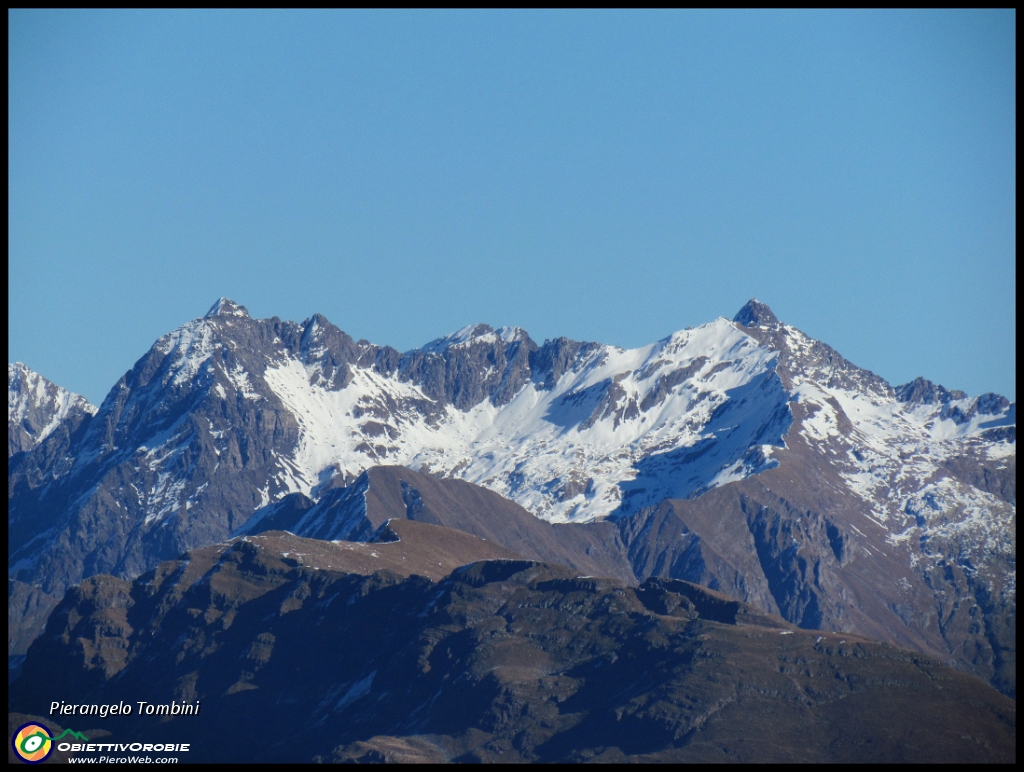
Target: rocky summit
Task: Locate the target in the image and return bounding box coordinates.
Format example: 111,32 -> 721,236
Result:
8,363 -> 96,457
7,299 -> 1016,717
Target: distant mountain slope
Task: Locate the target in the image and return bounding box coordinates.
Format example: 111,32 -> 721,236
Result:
11,541 -> 1015,763
721,300 -> 1016,695
8,363 -> 96,456
8,297 -> 787,597
7,298 -> 1014,694
240,465 -> 636,585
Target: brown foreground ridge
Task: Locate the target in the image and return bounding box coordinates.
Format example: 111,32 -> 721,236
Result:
9,528 -> 1016,763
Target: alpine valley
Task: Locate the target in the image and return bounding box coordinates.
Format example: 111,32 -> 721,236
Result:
7,299 -> 1016,762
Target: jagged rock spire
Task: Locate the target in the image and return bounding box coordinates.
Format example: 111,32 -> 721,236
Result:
894,377 -> 968,405
733,299 -> 780,328
205,298 -> 250,319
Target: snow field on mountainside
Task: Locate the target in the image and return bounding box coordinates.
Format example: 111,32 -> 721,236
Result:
260,317 -> 787,522
155,319 -> 218,389
782,359 -> 1015,586
29,303 -> 1010,566
256,310 -> 1015,528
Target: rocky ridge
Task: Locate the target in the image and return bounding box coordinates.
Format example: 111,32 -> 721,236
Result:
7,299 -> 1015,695
10,533 -> 1015,763
8,363 -> 96,457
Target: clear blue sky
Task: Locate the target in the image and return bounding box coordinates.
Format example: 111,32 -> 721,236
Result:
9,10 -> 1016,405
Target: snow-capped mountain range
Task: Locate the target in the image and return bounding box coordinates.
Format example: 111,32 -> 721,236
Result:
264,309 -> 790,522
8,298 -> 1015,694
8,362 -> 96,456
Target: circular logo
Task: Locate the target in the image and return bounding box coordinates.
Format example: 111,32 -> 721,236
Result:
12,722 -> 54,764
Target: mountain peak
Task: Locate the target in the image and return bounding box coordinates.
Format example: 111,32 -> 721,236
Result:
419,323 -> 497,353
733,299 -> 780,328
8,362 -> 97,456
204,298 -> 250,319
895,376 -> 968,405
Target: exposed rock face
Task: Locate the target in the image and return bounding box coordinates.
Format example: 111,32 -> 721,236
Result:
8,304 -> 422,601
530,337 -> 603,391
895,375 -> 968,405
722,303 -> 1016,696
9,299 -> 771,599
10,541 -> 1015,763
400,324 -> 538,409
732,297 -> 780,328
7,580 -> 61,663
7,298 -> 1015,696
8,363 -> 96,456
731,299 -> 894,398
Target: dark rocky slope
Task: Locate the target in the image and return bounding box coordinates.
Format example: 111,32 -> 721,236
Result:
11,532 -> 1015,763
